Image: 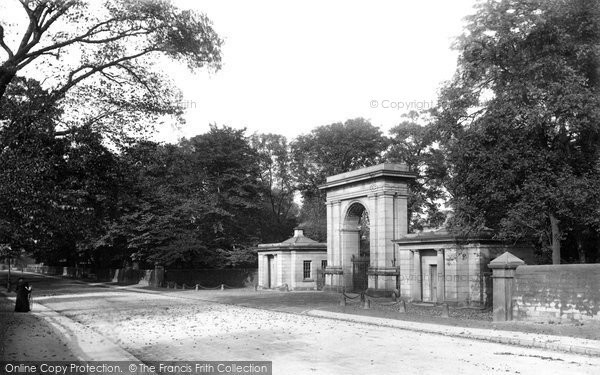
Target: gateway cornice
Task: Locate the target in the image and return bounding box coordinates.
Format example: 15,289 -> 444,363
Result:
319,163 -> 416,192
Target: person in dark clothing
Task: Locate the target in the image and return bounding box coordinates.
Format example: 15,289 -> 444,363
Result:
14,278 -> 32,312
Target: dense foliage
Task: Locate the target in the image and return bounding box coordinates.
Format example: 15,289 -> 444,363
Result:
1,119 -> 299,268
291,118 -> 389,241
434,0 -> 600,263
100,126 -> 275,268
386,112 -> 448,232
0,0 -> 222,143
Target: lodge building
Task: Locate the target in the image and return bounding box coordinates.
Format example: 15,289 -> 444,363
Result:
256,228 -> 327,291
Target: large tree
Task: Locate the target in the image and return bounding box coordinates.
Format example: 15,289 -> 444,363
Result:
0,0 -> 222,265
291,118 -> 388,241
435,0 -> 600,263
182,126 -> 264,258
103,126 -> 265,268
0,77 -> 121,264
0,0 -> 222,141
250,133 -> 298,242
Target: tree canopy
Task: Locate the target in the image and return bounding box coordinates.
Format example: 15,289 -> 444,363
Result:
250,133 -> 299,243
83,126 -> 271,268
0,78 -> 121,264
0,0 -> 222,141
0,1 -> 229,268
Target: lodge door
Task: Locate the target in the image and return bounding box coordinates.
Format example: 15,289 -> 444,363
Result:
430,265 -> 438,303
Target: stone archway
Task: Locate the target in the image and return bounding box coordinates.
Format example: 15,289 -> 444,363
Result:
344,202 -> 370,291
320,163 -> 416,295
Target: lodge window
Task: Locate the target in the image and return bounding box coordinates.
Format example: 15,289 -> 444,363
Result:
321,260 -> 327,270
303,260 -> 312,280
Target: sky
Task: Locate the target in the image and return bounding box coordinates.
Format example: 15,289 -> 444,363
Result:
0,0 -> 479,143
156,0 -> 478,143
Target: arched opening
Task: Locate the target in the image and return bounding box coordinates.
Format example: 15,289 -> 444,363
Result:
344,202 -> 370,291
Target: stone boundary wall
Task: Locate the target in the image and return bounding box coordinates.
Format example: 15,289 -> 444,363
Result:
23,265 -> 145,284
512,264 -> 600,323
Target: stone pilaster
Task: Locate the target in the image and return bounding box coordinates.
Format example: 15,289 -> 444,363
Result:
436,249 -> 445,303
411,250 -> 422,301
325,200 -> 341,291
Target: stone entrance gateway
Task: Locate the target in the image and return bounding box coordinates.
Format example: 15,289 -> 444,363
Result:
320,163 -> 415,296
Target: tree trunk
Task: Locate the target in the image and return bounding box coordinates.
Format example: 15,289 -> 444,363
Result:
576,234 -> 586,263
549,213 -> 561,264
0,68 -> 16,101
7,257 -> 11,292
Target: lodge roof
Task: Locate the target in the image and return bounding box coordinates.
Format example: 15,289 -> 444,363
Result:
257,228 -> 327,252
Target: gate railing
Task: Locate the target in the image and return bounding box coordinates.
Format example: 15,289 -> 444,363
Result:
351,254 -> 370,292
316,268 -> 325,290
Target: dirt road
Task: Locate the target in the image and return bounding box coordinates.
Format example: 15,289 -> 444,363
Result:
2,272 -> 599,375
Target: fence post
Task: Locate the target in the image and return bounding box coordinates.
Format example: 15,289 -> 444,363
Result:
363,298 -> 371,309
153,265 -> 164,288
488,252 -> 525,322
441,303 -> 449,318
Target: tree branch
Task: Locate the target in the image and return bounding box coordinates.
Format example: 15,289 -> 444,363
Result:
38,1 -> 77,34
0,25 -> 14,59
115,62 -> 156,97
98,70 -> 127,86
54,48 -> 159,97
23,26 -> 153,62
12,3 -> 147,69
54,108 -> 125,137
16,1 -> 37,53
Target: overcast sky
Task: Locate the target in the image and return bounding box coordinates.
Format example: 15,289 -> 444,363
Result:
1,0 -> 479,142
157,0 -> 478,143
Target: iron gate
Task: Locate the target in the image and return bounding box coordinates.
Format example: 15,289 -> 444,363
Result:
316,268 -> 325,290
352,255 -> 369,292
